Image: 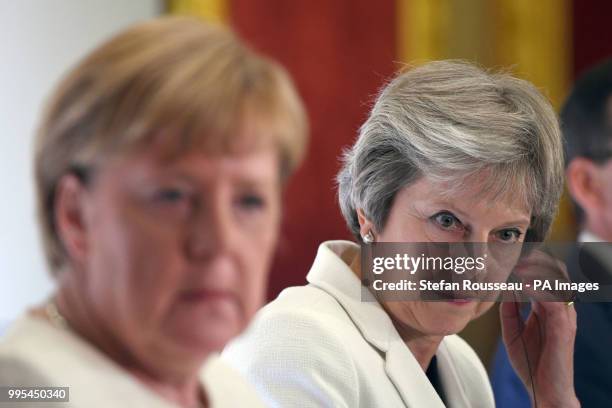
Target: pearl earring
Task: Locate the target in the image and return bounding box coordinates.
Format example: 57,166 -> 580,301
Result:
362,231 -> 374,244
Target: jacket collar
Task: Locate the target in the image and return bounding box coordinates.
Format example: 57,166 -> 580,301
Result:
306,240 -> 393,351
2,316 -> 260,408
2,315 -> 177,407
306,240 -> 463,408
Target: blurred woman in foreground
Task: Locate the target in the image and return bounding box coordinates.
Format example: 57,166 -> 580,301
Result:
0,17 -> 307,407
223,61 -> 579,407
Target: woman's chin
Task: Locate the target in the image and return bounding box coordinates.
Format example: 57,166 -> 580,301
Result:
423,301 -> 477,335
165,311 -> 244,354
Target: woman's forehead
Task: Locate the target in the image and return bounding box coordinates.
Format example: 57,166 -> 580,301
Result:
117,118 -> 278,162
399,174 -> 532,219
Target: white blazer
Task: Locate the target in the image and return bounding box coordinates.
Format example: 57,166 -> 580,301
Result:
0,315 -> 266,408
223,240 -> 495,408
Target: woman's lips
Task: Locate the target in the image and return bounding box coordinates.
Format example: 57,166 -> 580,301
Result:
180,289 -> 236,303
447,299 -> 473,305
431,289 -> 475,304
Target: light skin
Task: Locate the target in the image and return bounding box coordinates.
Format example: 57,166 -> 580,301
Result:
566,157 -> 612,240
350,175 -> 579,408
34,132 -> 282,408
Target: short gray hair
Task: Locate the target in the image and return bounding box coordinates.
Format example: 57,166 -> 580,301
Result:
337,60 -> 564,242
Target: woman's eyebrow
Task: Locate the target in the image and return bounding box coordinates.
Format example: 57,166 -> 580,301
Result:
234,178 -> 274,191
495,218 -> 531,228
427,201 -> 471,220
427,201 -> 530,227
138,170 -> 197,184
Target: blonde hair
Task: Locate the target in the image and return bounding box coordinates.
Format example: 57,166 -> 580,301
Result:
35,16 -> 308,273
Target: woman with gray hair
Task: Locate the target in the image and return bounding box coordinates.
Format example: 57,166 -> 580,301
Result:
223,61 -> 579,407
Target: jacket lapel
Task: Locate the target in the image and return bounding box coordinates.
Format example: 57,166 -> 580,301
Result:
435,341 -> 471,408
385,340 -> 446,407
306,241 -> 449,407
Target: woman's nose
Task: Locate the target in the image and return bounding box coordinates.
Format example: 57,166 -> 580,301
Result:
185,202 -> 236,260
469,230 -> 490,243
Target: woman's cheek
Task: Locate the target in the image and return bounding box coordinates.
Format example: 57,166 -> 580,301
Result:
242,253 -> 270,316
117,213 -> 184,309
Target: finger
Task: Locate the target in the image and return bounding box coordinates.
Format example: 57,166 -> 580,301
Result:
516,250 -> 565,273
534,301 -> 577,342
516,250 -> 557,269
515,257 -> 566,279
500,301 -> 524,345
514,253 -> 572,301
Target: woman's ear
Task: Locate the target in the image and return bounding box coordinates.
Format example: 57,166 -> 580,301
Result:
54,173 -> 89,267
566,158 -> 605,219
356,208 -> 376,240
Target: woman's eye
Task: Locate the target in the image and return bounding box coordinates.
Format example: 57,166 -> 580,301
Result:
496,229 -> 522,243
432,211 -> 462,230
153,188 -> 188,203
237,194 -> 265,211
